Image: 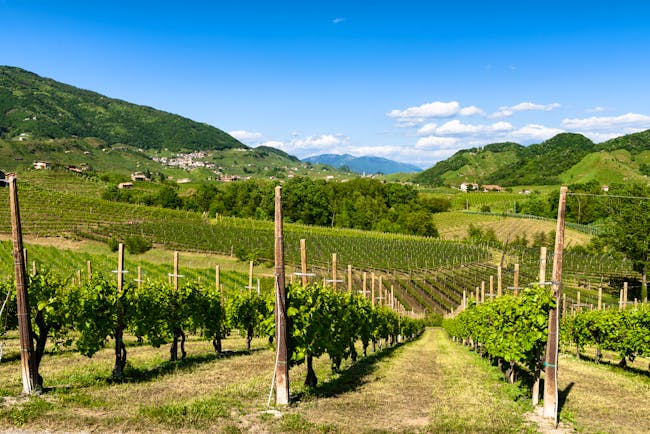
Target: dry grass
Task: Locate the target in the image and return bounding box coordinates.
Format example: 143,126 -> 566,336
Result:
557,353 -> 650,433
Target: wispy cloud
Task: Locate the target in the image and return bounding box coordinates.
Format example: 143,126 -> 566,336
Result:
562,112 -> 650,131
332,17 -> 346,24
585,106 -> 607,114
229,130 -> 263,142
387,101 -> 460,121
490,102 -> 561,118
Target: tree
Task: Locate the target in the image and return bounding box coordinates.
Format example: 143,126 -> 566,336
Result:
596,184 -> 650,301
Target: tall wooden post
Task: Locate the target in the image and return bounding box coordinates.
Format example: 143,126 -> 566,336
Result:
390,285 -> 394,310
87,260 -> 92,282
497,266 -> 502,296
173,251 -> 179,291
249,260 -> 254,295
371,272 -> 376,307
8,174 -> 39,394
623,282 -> 628,308
362,272 -> 367,296
332,253 -> 337,291
489,275 -> 494,298
576,291 -> 581,313
347,265 -> 352,293
598,286 -> 602,310
514,263 -> 520,296
481,281 -> 485,303
539,246 -> 547,285
300,239 -> 307,288
274,186 -> 289,405
215,265 -> 220,292
543,186 -> 567,422
137,266 -> 142,289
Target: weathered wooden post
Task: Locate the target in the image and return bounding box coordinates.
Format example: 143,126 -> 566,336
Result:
543,186 -> 567,423
475,287 -> 479,303
77,269 -> 82,286
249,260 -> 254,295
173,251 -> 180,291
497,265 -> 502,296
539,246 -> 547,285
8,174 -> 39,394
362,271 -> 367,296
514,263 -> 520,296
623,282 -> 628,308
348,265 -> 352,293
137,266 -> 142,289
331,253 -> 337,290
273,186 -> 289,405
489,275 -> 494,298
598,286 -> 602,310
300,239 -> 307,288
481,281 -> 485,303
87,260 -> 92,282
371,272 -> 376,307
619,288 -> 624,310
215,265 -> 220,293
577,291 -> 581,313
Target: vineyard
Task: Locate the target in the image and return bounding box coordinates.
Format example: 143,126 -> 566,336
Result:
1,175 -> 649,432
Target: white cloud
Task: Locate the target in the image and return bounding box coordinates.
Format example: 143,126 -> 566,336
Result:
561,112 -> 650,131
229,130 -> 263,141
586,106 -> 607,114
458,105 -> 486,117
258,140 -> 285,149
387,101 -> 460,120
510,124 -> 564,141
292,134 -> 346,148
417,123 -> 437,136
415,136 -> 459,149
435,120 -> 513,136
332,17 -> 346,24
491,102 -> 561,118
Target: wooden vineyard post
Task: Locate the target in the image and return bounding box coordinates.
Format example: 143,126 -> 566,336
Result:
8,174 -> 39,394
390,286 -> 394,310
378,276 -> 384,305
481,281 -> 485,303
371,273 -> 376,307
514,263 -> 520,296
619,289 -> 623,310
137,266 -> 142,289
539,246 -> 547,285
249,260 -> 254,295
77,269 -> 82,286
462,290 -> 467,310
331,253 -> 337,290
300,239 -> 307,288
489,275 -> 494,298
577,291 -> 581,313
475,287 -> 479,303
348,265 -> 352,293
273,186 -> 289,406
362,272 -> 367,296
598,286 -> 602,310
113,243 -> 127,378
87,260 -> 92,282
31,261 -> 36,277
215,265 -> 220,292
623,282 -> 628,308
173,251 -> 180,291
497,266 -> 502,297
543,186 -> 567,422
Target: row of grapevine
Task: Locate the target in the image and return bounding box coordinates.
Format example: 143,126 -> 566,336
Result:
443,286 -> 555,394
561,305 -> 650,366
0,271 -> 424,390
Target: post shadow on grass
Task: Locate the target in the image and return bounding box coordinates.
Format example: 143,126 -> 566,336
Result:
574,352 -> 650,379
107,347 -> 266,385
292,341 -> 406,402
558,382 -> 574,416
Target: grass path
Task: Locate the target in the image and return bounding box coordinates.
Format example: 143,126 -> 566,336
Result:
272,328 -> 533,433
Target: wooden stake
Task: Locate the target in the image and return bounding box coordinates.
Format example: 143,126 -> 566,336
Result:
300,239 -> 307,288
514,263 -> 520,296
543,186 -> 567,422
489,275 -> 494,298
623,282 -> 628,308
332,253 -> 337,291
577,291 -> 581,313
31,261 -> 36,276
77,269 -> 82,286
475,287 -> 479,303
481,281 -> 485,303
539,246 -> 547,285
274,186 -> 289,405
87,260 -> 92,282
215,265 -> 220,293
598,286 -> 602,310
174,251 -> 179,291
348,265 -> 352,293
137,266 -> 142,289
8,174 -> 38,394
362,272 -> 367,295
497,266 -> 502,296
249,260 -> 254,295
371,272 -> 376,307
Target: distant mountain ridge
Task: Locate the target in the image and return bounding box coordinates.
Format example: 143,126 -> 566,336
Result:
413,131 -> 650,186
303,154 -> 421,174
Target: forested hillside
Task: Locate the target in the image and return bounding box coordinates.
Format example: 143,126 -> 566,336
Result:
0,66 -> 244,151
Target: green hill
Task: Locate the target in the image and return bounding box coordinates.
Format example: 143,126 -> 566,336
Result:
415,131 -> 650,187
0,66 -> 244,151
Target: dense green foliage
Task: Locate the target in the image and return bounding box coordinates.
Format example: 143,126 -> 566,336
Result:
0,66 -> 244,151
443,286 -> 555,386
562,305 -> 650,366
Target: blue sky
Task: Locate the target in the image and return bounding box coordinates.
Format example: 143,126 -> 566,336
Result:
2,1 -> 650,168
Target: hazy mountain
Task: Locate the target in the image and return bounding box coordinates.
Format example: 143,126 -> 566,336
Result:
303,154 -> 421,174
